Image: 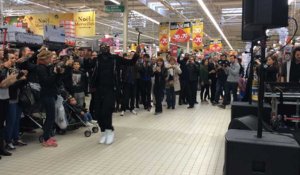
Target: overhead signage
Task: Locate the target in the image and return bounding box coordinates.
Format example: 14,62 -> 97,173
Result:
170,22 -> 191,43
159,22 -> 169,52
192,19 -> 204,51
74,11 -> 96,37
105,5 -> 125,13
209,39 -> 223,52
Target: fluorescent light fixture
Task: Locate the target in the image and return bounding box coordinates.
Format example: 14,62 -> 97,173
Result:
222,8 -> 242,14
131,10 -> 160,25
96,21 -> 158,40
288,0 -> 294,5
197,0 -> 233,50
109,0 -> 120,5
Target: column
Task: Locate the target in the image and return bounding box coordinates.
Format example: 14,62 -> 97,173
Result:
123,0 -> 128,53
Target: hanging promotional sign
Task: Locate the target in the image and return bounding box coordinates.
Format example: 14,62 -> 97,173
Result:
74,11 -> 95,37
170,22 -> 191,43
192,20 -> 204,51
209,39 -> 223,52
159,22 -> 169,53
170,45 -> 178,57
23,13 -> 73,36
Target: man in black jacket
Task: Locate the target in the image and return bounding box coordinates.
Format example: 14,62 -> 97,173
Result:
186,56 -> 199,108
178,54 -> 189,105
138,54 -> 153,111
212,54 -> 228,105
91,43 -> 139,145
120,52 -> 138,116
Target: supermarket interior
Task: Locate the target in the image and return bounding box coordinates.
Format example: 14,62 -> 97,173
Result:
0,0 -> 300,175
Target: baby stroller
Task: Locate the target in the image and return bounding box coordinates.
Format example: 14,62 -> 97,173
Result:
59,98 -> 99,137
19,82 -> 47,141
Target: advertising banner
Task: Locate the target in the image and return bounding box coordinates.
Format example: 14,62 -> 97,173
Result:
23,13 -> 73,36
170,45 -> 178,57
74,11 -> 95,37
170,22 -> 191,43
159,22 -> 169,53
209,39 -> 223,52
192,20 -> 204,51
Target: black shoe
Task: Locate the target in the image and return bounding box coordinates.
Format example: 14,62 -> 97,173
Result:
154,112 -> 162,115
195,101 -> 199,104
167,106 -> 171,109
13,140 -> 27,146
187,106 -> 194,109
212,101 -> 218,106
179,102 -> 182,105
0,149 -> 12,156
218,104 -> 226,109
172,107 -> 175,109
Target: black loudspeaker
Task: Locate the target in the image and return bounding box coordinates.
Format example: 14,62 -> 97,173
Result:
231,101 -> 271,122
242,2 -> 265,41
224,129 -> 300,175
243,0 -> 289,30
229,115 -> 258,130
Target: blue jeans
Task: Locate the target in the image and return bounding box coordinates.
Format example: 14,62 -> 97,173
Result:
166,87 -> 175,108
41,96 -> 56,141
223,82 -> 238,105
214,80 -> 226,103
5,103 -> 22,143
83,112 -> 93,122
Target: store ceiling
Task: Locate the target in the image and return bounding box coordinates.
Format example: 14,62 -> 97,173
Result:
2,0 -> 300,51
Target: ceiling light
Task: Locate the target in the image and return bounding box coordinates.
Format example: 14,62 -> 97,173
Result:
96,21 -> 158,40
197,0 -> 233,50
131,10 -> 160,25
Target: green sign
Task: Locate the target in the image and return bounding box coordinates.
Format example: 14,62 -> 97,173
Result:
105,5 -> 125,13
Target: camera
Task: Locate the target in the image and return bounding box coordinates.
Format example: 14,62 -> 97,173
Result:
218,60 -> 230,67
54,61 -> 66,74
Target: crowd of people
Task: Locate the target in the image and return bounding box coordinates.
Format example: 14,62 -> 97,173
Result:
0,43 -> 299,159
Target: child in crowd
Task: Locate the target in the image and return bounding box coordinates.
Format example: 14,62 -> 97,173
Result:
67,96 -> 96,127
65,61 -> 87,108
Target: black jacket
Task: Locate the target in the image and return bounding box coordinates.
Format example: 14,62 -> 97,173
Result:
137,61 -> 153,81
36,64 -> 62,97
178,59 -> 189,82
153,66 -> 168,89
90,53 -> 139,91
186,63 -> 199,82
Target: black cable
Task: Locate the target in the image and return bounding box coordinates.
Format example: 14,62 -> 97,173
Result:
266,17 -> 298,58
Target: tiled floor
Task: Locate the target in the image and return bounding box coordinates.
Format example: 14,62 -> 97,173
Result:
0,102 -> 230,175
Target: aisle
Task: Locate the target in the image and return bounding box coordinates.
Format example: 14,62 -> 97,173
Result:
0,103 -> 230,175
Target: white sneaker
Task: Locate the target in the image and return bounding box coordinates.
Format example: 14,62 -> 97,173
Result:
131,110 -> 137,115
85,122 -> 93,127
99,132 -> 106,144
90,120 -> 98,124
105,129 -> 114,145
120,111 -> 125,116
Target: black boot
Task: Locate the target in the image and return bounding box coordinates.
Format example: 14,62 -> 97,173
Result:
0,149 -> 12,156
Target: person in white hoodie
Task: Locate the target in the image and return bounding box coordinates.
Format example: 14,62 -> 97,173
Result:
219,55 -> 240,109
